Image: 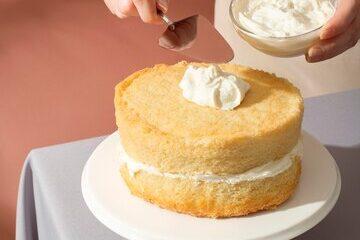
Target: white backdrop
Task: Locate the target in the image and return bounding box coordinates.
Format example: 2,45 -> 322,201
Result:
215,0 -> 360,98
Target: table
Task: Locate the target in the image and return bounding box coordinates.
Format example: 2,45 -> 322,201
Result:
16,89 -> 360,240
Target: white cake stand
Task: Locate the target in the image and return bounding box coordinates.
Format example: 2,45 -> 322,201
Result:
82,131 -> 341,240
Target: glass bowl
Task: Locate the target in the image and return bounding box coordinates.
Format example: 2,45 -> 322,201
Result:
229,0 -> 336,57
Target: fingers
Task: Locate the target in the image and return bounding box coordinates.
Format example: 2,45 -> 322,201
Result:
104,0 -> 118,15
156,0 -> 170,13
307,15 -> 360,62
104,0 -> 137,18
104,0 -> 170,24
321,0 -> 359,39
132,0 -> 161,24
117,0 -> 138,18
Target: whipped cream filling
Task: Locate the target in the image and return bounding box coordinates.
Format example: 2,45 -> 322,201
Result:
236,0 -> 335,37
120,139 -> 303,184
179,65 -> 250,110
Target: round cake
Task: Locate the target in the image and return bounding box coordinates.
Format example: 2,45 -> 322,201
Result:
115,61 -> 303,217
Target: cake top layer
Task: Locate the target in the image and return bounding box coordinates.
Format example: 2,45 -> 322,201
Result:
115,61 -> 303,139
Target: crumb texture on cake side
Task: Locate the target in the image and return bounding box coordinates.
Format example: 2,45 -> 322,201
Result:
114,61 -> 304,175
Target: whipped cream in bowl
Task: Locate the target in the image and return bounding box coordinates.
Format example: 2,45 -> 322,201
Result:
229,0 -> 337,57
179,64 -> 250,110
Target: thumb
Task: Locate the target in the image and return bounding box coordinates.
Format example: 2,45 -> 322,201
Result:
321,0 -> 358,39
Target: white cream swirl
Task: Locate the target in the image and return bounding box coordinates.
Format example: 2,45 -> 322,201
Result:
237,0 -> 335,37
119,140 -> 303,184
179,65 -> 250,110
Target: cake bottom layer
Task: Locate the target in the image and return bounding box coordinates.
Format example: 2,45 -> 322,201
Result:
120,157 -> 301,218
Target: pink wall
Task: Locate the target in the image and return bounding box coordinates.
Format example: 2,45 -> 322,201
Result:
0,0 -> 215,238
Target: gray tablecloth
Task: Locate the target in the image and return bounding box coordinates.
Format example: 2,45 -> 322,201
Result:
16,89 -> 360,240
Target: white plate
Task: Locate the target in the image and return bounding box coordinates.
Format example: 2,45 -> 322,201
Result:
82,131 -> 341,240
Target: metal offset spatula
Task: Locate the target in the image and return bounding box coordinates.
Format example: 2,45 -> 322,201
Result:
157,4 -> 234,63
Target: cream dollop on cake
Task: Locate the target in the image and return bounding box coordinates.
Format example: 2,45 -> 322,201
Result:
179,65 -> 250,110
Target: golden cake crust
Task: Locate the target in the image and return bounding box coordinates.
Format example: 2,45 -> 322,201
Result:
120,158 -> 301,218
115,61 -> 303,174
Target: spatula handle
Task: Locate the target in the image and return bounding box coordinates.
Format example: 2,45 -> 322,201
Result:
156,1 -> 175,30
